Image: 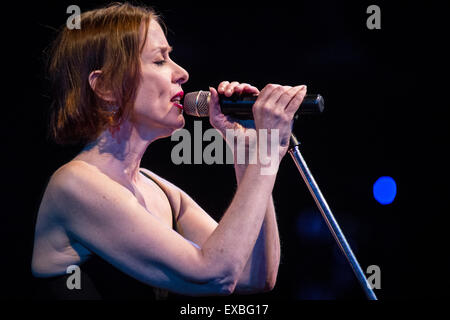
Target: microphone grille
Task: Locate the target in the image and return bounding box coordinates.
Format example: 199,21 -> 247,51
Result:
183,91 -> 210,117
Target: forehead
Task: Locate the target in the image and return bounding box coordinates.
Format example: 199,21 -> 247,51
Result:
141,18 -> 168,54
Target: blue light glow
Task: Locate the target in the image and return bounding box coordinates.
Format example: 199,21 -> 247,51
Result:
373,176 -> 397,205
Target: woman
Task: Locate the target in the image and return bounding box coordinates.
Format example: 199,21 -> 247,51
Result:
31,2 -> 307,299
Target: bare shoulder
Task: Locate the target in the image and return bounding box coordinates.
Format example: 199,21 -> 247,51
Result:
37,160 -> 127,237
139,167 -> 180,192
48,160 -> 126,209
32,161 -> 102,276
50,160 -> 105,193
37,161 -> 100,219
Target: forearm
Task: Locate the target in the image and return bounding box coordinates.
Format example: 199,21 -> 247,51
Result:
199,164 -> 277,288
234,166 -> 281,293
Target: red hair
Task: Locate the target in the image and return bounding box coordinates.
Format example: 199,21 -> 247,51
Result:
48,2 -> 161,144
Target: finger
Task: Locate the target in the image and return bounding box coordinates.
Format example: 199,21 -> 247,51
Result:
265,85 -> 292,110
285,85 -> 307,118
217,81 -> 230,95
276,85 -> 304,110
235,83 -> 260,95
224,81 -> 240,97
255,83 -> 281,104
208,86 -> 222,118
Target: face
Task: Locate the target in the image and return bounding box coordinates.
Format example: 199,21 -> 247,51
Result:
131,18 -> 189,137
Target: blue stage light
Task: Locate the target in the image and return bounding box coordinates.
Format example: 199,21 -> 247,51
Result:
373,176 -> 397,205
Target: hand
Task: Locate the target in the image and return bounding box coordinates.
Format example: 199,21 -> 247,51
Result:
209,81 -> 260,162
208,81 -> 307,173
252,84 -> 307,161
209,81 -> 260,136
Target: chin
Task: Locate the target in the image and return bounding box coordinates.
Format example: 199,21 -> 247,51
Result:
173,110 -> 185,129
161,113 -> 185,138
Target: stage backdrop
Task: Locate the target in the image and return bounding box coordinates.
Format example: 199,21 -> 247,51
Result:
1,0 -> 446,300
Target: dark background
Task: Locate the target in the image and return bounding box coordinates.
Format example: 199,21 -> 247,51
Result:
1,0 -> 447,301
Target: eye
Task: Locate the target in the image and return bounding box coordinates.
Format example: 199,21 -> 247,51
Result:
154,60 -> 166,66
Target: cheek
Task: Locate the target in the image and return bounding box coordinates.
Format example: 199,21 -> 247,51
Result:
136,68 -> 171,104
131,75 -> 174,123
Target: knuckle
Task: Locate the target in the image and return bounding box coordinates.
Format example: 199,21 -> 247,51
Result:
258,104 -> 270,113
274,86 -> 285,94
258,104 -> 272,115
280,90 -> 293,99
218,81 -> 229,92
252,101 -> 262,112
271,108 -> 283,119
264,106 -> 283,120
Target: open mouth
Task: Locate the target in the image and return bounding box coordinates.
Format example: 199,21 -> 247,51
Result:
171,91 -> 184,109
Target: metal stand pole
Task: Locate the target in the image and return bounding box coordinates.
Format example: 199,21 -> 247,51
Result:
288,134 -> 377,300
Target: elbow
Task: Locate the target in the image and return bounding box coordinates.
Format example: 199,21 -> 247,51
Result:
232,272 -> 278,294
218,281 -> 237,296
199,251 -> 241,296
253,272 -> 278,293
212,274 -> 238,296
214,266 -> 241,296
250,277 -> 277,294
221,270 -> 242,296
262,277 -> 276,292
262,269 -> 279,292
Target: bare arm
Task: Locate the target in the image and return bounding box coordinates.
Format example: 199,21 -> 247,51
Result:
198,163 -> 278,292
53,83 -> 305,296
232,164 -> 280,293
172,82 -> 306,293
203,81 -> 307,292
54,159 -> 276,296
157,164 -> 279,294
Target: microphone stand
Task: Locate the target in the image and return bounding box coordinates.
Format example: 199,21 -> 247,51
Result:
288,133 -> 378,300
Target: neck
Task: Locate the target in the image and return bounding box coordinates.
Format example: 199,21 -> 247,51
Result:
75,120 -> 163,183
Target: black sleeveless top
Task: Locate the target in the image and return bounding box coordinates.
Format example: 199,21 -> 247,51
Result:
32,170 -> 178,300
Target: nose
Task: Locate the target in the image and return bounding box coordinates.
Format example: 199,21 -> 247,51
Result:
173,61 -> 189,85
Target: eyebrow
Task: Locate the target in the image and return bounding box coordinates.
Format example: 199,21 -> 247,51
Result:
153,45 -> 173,53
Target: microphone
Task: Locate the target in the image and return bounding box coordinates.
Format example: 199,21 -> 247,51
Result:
183,90 -> 325,119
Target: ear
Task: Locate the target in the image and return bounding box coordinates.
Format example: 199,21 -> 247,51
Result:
88,70 -> 115,103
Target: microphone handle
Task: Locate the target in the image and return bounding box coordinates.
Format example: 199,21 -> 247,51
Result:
219,94 -> 325,120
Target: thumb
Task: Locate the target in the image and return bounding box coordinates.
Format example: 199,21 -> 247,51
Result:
208,86 -> 221,118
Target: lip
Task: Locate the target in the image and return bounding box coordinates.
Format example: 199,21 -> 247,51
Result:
173,102 -> 183,110
171,91 -> 184,110
171,91 -> 184,100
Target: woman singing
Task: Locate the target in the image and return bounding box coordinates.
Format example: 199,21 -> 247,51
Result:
31,2 -> 307,299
